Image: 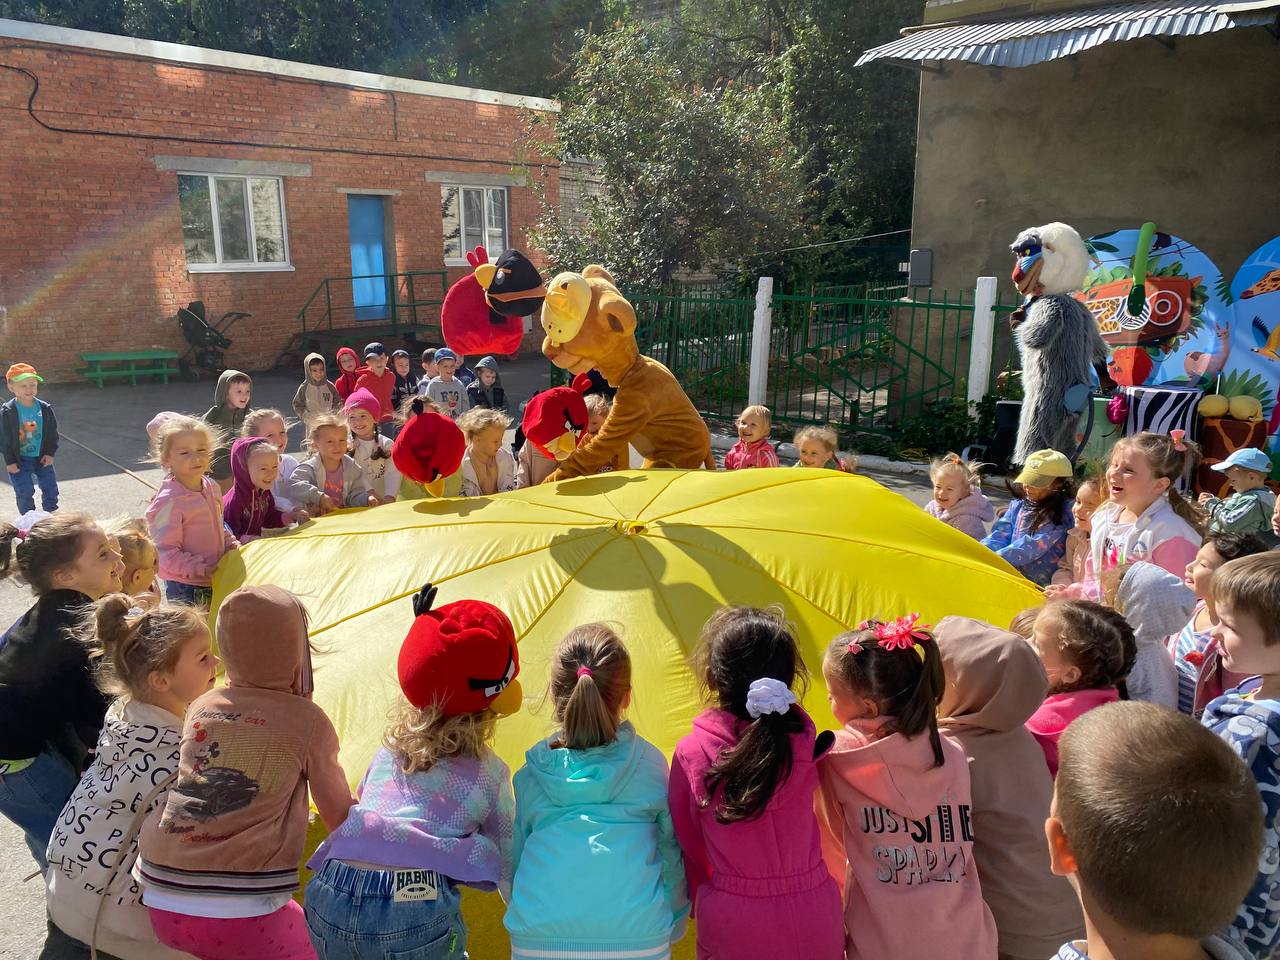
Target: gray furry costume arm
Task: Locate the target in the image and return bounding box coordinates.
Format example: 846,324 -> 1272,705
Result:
1013,294 -> 1110,466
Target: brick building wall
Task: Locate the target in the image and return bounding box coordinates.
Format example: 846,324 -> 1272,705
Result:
0,20 -> 560,380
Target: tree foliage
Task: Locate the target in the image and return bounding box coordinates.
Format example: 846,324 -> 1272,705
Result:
523,23 -> 804,286
526,0 -> 922,285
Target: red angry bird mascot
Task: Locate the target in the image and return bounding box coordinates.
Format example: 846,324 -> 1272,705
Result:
521,386 -> 589,463
441,246 -> 546,357
398,582 -> 521,716
391,398 -> 466,497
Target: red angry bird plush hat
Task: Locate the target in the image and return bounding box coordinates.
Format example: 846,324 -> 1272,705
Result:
522,386 -> 589,461
398,583 -> 522,716
391,398 -> 466,486
441,246 -> 545,357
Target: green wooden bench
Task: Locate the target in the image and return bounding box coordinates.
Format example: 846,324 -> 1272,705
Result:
79,350 -> 180,387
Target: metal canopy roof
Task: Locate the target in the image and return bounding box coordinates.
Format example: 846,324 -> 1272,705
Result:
855,0 -> 1280,69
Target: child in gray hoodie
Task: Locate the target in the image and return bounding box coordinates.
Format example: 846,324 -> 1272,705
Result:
1113,560 -> 1196,709
291,353 -> 339,432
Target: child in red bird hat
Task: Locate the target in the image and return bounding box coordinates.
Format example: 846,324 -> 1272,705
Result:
305,582 -> 520,957
391,397 -> 467,498
516,386 -> 589,487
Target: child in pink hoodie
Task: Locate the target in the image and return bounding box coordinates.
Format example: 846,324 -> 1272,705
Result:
816,614 -> 997,960
144,414 -> 238,606
1025,600 -> 1136,777
668,606 -> 843,960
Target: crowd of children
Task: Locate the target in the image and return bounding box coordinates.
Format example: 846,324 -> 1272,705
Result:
8,358 -> 1280,960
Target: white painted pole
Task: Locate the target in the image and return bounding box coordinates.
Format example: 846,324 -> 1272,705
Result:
967,276 -> 999,406
748,276 -> 774,407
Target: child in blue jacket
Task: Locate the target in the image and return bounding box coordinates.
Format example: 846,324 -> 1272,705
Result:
506,624 -> 688,960
982,449 -> 1075,586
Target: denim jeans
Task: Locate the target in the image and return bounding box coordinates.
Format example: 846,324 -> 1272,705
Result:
39,916 -> 125,960
9,455 -> 59,514
304,860 -> 467,960
164,581 -> 213,606
0,749 -> 79,867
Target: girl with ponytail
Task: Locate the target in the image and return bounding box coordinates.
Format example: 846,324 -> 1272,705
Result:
46,594 -> 215,959
668,606 -> 844,960
815,615 -> 997,960
506,624 -> 689,960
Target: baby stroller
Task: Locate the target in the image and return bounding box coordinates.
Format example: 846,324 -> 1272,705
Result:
177,301 -> 250,379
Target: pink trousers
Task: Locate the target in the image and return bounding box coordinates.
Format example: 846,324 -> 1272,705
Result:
149,902 -> 316,960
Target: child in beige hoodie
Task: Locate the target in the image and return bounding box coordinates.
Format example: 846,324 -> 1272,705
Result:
933,616 -> 1084,960
135,585 -> 354,960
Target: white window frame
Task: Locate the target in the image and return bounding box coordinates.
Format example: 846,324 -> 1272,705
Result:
177,172 -> 294,273
442,185 -> 508,267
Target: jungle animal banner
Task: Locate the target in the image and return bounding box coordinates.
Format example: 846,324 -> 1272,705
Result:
1078,230 -> 1280,467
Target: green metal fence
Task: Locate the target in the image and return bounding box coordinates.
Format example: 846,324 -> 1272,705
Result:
616,281 -> 1022,441
628,285 -> 757,421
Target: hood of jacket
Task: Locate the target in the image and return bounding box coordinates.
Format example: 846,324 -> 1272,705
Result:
682,706 -> 815,804
216,585 -> 313,695
823,717 -> 948,812
304,351 -> 327,381
95,697 -> 182,770
944,491 -> 995,522
214,368 -> 248,406
474,356 -> 501,380
1118,561 -> 1195,649
521,721 -> 646,806
935,616 -> 1047,733
223,435 -> 274,521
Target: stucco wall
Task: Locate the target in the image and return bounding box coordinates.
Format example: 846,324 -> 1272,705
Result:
911,27 -> 1280,294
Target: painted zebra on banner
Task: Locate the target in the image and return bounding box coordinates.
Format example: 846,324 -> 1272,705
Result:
1123,386 -> 1203,490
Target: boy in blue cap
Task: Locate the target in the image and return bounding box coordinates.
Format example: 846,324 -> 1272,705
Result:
1199,447 -> 1276,536
423,348 -> 470,419
355,341 -> 396,426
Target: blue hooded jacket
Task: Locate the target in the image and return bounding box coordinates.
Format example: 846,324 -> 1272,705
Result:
505,721 -> 689,959
1203,691 -> 1280,959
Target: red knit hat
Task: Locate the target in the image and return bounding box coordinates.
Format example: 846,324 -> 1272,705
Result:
343,386 -> 381,422
391,399 -> 466,485
397,583 -> 522,716
522,386 -> 588,461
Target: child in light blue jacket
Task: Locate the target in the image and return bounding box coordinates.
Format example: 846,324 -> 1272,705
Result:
506,624 -> 689,960
982,449 -> 1075,586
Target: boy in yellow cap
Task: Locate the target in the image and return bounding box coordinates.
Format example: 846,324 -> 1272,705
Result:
1,363 -> 59,513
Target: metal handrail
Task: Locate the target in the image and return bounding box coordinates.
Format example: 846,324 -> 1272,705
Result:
297,270 -> 449,336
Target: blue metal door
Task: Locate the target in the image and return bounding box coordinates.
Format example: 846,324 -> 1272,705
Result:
348,196 -> 388,321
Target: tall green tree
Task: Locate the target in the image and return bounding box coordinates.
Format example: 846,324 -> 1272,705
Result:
523,22 -> 805,285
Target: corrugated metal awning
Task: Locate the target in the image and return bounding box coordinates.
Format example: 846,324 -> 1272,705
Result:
856,0 -> 1280,69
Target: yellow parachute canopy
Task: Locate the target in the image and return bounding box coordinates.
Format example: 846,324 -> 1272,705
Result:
213,468 -> 1040,780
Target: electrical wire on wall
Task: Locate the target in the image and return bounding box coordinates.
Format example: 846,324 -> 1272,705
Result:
0,42 -> 559,170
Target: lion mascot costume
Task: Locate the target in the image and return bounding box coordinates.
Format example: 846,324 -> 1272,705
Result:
539,265 -> 714,481
1008,222 -> 1114,466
